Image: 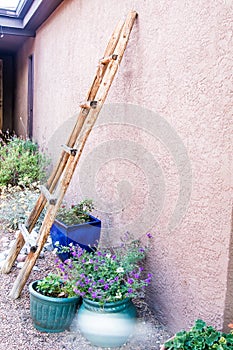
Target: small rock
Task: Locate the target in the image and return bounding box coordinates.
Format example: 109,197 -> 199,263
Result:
39,251 -> 45,258
9,239 -> 16,247
0,260 -> 6,268
44,242 -> 54,252
16,262 -> 25,269
20,247 -> 28,255
0,250 -> 9,261
17,254 -> 27,263
0,236 -> 9,243
32,266 -> 40,271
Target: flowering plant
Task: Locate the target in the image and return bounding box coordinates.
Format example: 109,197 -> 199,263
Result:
56,199 -> 94,226
53,233 -> 152,304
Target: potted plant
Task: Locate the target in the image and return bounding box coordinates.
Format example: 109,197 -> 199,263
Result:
161,319 -> 233,350
50,199 -> 101,261
29,273 -> 80,333
56,233 -> 153,348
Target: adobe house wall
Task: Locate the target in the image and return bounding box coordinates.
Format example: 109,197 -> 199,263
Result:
13,0 -> 232,333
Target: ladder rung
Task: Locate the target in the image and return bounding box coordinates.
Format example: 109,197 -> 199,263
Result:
39,185 -> 57,205
99,54 -> 118,64
79,100 -> 98,109
19,224 -> 38,252
61,144 -> 77,156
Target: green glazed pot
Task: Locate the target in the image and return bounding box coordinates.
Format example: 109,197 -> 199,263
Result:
29,280 -> 80,333
78,298 -> 137,348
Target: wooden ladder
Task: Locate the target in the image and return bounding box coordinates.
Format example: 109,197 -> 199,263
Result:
1,11 -> 137,299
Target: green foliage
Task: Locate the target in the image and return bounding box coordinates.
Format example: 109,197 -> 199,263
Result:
165,319 -> 233,350
0,184 -> 44,230
0,133 -> 49,187
36,273 -> 76,298
56,199 -> 94,226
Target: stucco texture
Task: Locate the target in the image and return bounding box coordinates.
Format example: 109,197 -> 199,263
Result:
14,0 -> 232,333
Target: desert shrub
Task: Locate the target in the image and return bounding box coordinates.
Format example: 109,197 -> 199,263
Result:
0,132 -> 49,187
0,184 -> 45,230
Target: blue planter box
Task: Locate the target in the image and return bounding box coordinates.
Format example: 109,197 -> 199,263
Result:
50,214 -> 101,261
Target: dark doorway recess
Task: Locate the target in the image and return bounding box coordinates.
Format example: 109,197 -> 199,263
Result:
27,54 -> 33,139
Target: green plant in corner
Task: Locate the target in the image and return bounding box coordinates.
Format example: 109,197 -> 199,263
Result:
164,319 -> 233,350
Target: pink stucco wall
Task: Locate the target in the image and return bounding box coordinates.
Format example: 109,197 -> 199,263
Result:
14,0 -> 232,333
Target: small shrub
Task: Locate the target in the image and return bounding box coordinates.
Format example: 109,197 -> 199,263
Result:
0,133 -> 49,187
0,184 -> 44,230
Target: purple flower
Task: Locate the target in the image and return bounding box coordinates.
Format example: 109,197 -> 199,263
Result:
104,284 -> 109,290
58,263 -> 65,272
94,265 -> 99,271
133,273 -> 140,279
147,233 -> 152,239
77,249 -> 84,258
145,274 -> 152,284
98,279 -> 105,284
127,278 -> 134,285
127,288 -> 133,294
64,259 -> 71,264
91,291 -> 98,299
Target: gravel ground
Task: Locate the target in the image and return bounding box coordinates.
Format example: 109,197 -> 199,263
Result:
0,227 -> 171,350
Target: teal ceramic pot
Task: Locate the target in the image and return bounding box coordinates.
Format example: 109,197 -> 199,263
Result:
29,280 -> 80,333
78,298 -> 137,348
